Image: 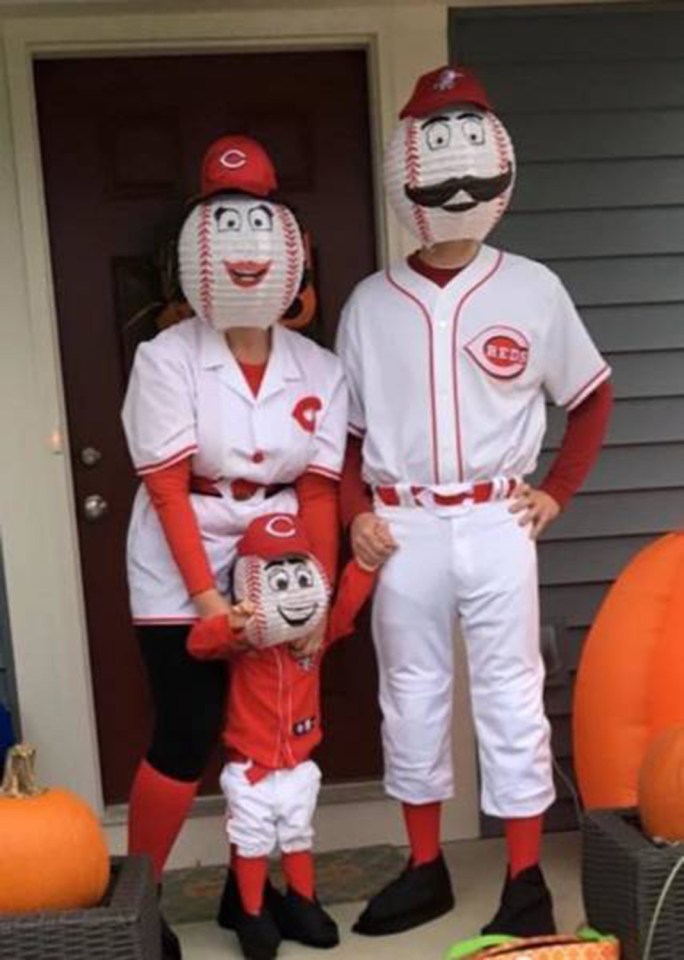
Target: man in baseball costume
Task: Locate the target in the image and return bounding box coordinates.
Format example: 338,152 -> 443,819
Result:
336,66 -> 613,938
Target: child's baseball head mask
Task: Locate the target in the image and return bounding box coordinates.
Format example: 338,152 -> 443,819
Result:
384,66 -> 516,246
233,513 -> 330,649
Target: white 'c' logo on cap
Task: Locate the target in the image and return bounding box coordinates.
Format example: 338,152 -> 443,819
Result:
265,516 -> 297,538
220,149 -> 248,169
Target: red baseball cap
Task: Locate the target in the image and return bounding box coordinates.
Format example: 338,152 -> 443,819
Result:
200,135 -> 278,198
399,65 -> 492,119
237,514 -> 312,561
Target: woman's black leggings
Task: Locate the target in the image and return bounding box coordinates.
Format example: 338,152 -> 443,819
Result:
136,624 -> 226,782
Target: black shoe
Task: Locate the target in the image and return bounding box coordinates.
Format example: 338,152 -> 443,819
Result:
353,853 -> 455,936
217,869 -> 281,932
233,909 -> 281,960
481,865 -> 556,937
157,883 -> 182,960
270,886 -> 339,948
160,912 -> 183,960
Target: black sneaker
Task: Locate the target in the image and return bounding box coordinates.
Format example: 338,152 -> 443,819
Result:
160,914 -> 182,960
270,886 -> 339,948
157,886 -> 182,960
217,868 -> 280,931
233,909 -> 281,960
481,865 -> 556,937
353,853 -> 455,936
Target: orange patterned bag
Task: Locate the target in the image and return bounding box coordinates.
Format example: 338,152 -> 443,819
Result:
445,931 -> 620,960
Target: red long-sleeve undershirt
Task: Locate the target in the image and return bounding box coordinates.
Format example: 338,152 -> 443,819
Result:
142,361 -> 339,602
340,253 -> 613,525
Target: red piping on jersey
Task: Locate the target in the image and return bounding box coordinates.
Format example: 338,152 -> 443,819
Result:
306,463 -> 342,481
137,443 -> 198,476
451,250 -> 505,482
566,363 -> 611,411
385,269 -> 440,484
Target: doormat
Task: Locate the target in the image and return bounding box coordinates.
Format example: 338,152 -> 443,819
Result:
161,844 -> 405,924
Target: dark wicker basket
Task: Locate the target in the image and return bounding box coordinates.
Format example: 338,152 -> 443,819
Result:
0,855 -> 161,960
582,808 -> 684,960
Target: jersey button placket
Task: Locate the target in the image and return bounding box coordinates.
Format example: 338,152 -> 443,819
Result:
432,296 -> 459,485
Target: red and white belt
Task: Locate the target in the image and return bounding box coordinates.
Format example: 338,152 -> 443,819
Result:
374,477 -> 518,509
190,475 -> 288,502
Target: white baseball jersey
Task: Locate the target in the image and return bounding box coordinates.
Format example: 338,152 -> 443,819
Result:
122,317 -> 347,622
336,244 -> 610,490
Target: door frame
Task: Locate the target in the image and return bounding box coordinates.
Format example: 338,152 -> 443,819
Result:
1,3 -> 482,850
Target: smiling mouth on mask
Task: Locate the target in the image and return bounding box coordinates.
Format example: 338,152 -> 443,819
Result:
278,602 -> 319,627
404,165 -> 513,210
224,260 -> 272,288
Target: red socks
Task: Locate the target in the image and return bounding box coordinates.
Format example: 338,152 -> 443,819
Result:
282,850 -> 315,900
234,855 -> 269,915
127,760 -> 199,883
402,801 -> 442,866
505,815 -> 543,877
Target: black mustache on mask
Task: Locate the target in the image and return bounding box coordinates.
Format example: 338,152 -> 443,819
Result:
404,165 -> 513,209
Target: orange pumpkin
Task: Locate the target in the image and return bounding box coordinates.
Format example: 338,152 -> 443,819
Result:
573,533 -> 684,808
638,724 -> 684,842
0,744 -> 110,913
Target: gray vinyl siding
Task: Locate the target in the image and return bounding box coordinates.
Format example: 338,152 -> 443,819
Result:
449,4 -> 684,833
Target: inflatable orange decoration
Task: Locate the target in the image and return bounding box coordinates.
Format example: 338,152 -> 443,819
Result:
573,533 -> 684,808
638,724 -> 684,842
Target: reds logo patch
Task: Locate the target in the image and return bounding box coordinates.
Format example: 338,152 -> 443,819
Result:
292,396 -> 322,434
465,326 -> 530,380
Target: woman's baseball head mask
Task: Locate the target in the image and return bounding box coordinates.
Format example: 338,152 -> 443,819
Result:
178,135 -> 305,331
385,66 -> 516,245
232,514 -> 330,650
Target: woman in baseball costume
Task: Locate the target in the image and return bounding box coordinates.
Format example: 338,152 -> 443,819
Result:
122,136 -> 347,960
337,67 -> 613,938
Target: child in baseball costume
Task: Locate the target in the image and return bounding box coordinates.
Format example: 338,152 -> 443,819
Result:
188,513 -> 377,960
336,66 -> 613,938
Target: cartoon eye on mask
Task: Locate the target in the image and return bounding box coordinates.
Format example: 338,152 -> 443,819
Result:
214,206 -> 242,232
248,204 -> 274,232
267,567 -> 291,593
294,563 -> 315,589
424,118 -> 452,151
460,115 -> 485,145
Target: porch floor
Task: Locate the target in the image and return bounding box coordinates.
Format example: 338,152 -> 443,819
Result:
177,830 -> 583,959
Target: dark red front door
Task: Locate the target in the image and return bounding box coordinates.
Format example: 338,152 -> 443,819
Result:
35,50 -> 381,803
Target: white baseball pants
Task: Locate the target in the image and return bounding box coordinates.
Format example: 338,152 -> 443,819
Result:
372,499 -> 555,818
220,760 -> 321,858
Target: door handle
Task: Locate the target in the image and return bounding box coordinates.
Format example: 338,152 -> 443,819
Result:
83,494 -> 109,522
80,446 -> 102,468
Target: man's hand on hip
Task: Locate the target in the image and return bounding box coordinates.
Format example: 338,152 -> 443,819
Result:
509,483 -> 560,539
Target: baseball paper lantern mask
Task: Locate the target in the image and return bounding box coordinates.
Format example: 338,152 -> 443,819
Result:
178,135 -> 305,331
233,514 -> 330,649
385,66 -> 516,246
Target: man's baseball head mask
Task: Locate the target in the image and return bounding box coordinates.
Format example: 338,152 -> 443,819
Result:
178,135 -> 305,331
233,514 -> 330,649
384,66 -> 516,246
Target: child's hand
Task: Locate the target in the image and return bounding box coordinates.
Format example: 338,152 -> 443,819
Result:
289,618 -> 326,659
228,600 -> 255,634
